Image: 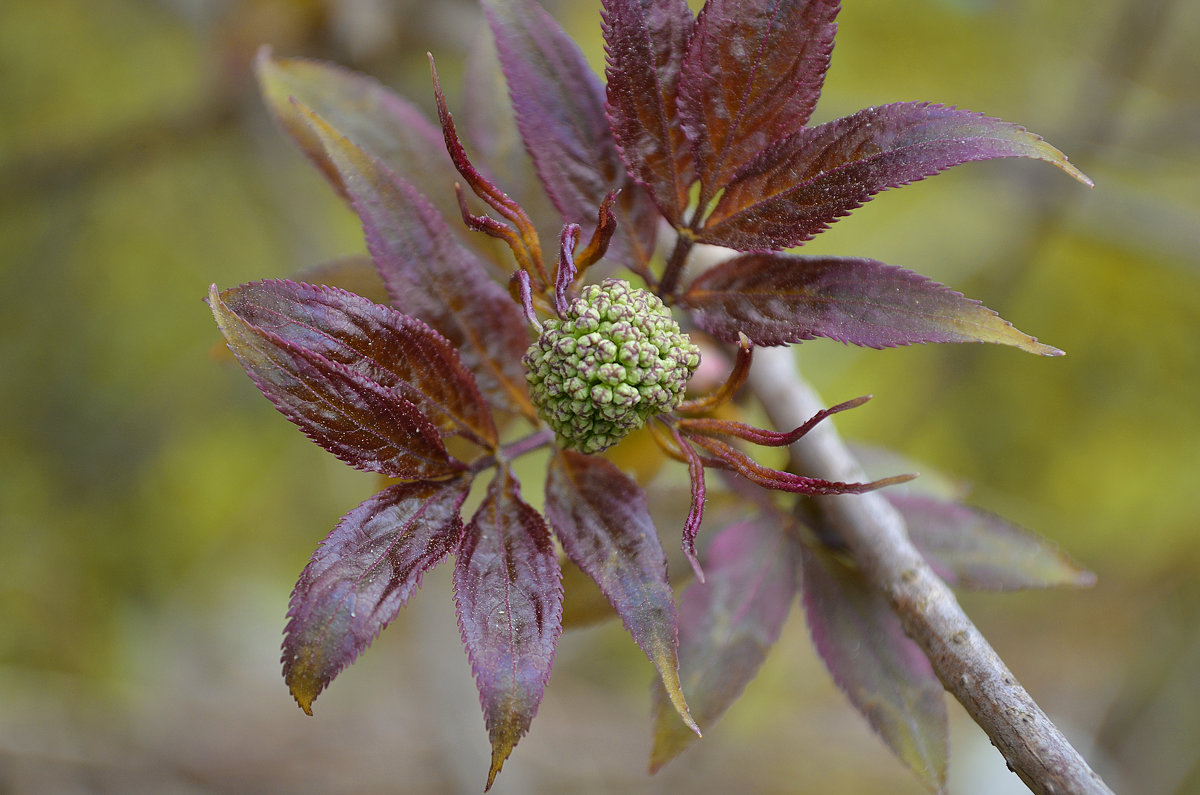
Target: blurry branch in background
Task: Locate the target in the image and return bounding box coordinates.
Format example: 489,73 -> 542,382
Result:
747,345 -> 1114,795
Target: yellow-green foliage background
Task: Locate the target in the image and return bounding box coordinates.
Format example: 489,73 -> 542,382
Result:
2,0 -> 1197,792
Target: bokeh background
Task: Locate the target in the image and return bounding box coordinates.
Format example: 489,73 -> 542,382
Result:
2,0 -> 1197,792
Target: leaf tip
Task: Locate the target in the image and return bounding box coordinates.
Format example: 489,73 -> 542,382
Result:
657,661 -> 702,737
1031,137 -> 1094,188
485,743 -> 514,791
1016,334 -> 1065,357
288,677 -> 319,716
1062,160 -> 1095,189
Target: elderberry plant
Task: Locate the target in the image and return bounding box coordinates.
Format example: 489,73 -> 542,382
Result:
209,0 -> 1096,790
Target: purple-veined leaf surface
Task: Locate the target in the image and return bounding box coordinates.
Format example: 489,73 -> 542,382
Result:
800,543 -> 948,792
677,0 -> 840,207
888,494 -> 1096,591
254,50 -> 468,232
483,0 -> 659,266
602,0 -> 696,224
209,284 -> 461,480
284,478 -> 470,714
293,102 -> 537,419
216,279 -> 498,447
701,102 -> 1093,250
650,518 -> 798,771
682,252 -> 1062,354
545,449 -> 698,734
455,467 -> 563,791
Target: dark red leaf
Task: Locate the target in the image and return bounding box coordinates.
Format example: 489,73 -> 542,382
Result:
603,0 -> 696,224
650,518 -> 798,771
682,253 -> 1063,354
545,450 -> 698,734
218,279 -> 498,447
454,467 -> 563,790
677,0 -> 840,206
284,479 -> 470,714
887,494 -> 1097,591
209,284 -> 461,480
701,102 -> 1092,250
800,544 -> 948,791
483,0 -> 659,267
292,103 -> 537,419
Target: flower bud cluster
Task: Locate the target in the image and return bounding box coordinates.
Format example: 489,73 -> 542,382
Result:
524,279 -> 701,454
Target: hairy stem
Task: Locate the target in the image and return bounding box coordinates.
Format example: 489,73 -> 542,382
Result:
747,346 -> 1113,795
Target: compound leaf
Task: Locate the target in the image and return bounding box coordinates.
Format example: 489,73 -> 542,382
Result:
216,279 -> 497,447
888,494 -> 1097,591
677,0 -> 840,204
455,467 -> 563,790
650,518 -> 798,771
545,449 -> 697,734
284,479 -> 470,714
209,283 -> 460,479
800,544 -> 948,792
603,0 -> 696,224
484,0 -> 658,266
294,103 -> 536,419
682,252 -> 1062,355
255,49 -> 464,226
702,102 -> 1093,250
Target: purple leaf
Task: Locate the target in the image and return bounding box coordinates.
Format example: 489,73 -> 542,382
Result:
209,284 -> 461,480
545,449 -> 698,734
650,518 -> 798,771
455,467 -> 563,790
800,543 -> 948,791
292,103 -> 537,420
603,0 -> 696,224
254,49 -> 467,236
483,0 -> 659,267
887,494 -> 1097,591
217,279 -> 498,447
682,252 -> 1063,355
677,0 -> 840,206
284,479 -> 470,714
701,102 -> 1093,250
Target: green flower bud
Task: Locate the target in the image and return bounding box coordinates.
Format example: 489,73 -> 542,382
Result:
523,279 -> 701,454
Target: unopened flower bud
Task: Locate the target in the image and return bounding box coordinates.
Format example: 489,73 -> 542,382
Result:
523,279 -> 701,453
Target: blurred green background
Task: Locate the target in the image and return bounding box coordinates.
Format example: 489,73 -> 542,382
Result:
1,0 -> 1197,792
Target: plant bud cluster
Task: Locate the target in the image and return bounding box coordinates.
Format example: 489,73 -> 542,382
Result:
524,279 -> 700,453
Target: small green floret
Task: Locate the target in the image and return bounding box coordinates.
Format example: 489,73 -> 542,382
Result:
523,279 -> 701,454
